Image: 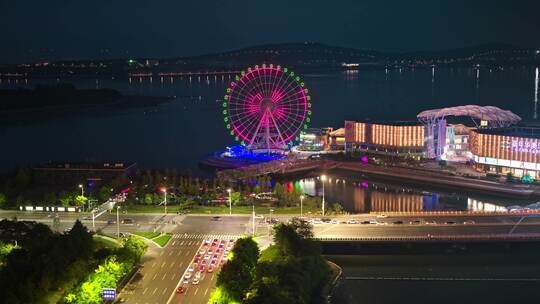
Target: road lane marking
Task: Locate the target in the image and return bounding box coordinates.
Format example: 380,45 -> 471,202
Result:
152,287 -> 158,295
153,273 -> 158,280
162,273 -> 167,280
170,261 -> 175,267
169,251 -> 173,256
160,251 -> 164,256
194,287 -> 199,295
151,262 -> 156,268
171,273 -> 176,280
177,250 -> 182,256
172,241 -> 176,246
185,251 -> 190,256
180,241 -> 185,245
205,288 -> 208,295
162,288 -> 167,295
142,288 -> 148,295
165,235 -> 208,304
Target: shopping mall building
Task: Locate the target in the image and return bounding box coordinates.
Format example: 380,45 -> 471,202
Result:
470,126 -> 540,178
342,105 -> 540,179
344,120 -> 425,159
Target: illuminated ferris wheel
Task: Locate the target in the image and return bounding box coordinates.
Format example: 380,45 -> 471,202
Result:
222,64 -> 312,151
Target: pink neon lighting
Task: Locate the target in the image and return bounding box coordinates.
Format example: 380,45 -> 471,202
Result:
226,66 -> 309,146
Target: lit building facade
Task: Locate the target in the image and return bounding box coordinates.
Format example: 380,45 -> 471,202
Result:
470,127 -> 540,178
345,120 -> 425,158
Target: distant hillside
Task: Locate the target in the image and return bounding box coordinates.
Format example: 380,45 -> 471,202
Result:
1,42 -> 538,78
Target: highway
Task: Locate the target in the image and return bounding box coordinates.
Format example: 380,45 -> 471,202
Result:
3,210 -> 540,303
118,216 -> 250,304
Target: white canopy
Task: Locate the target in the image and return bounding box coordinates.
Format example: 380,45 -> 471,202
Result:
417,105 -> 521,127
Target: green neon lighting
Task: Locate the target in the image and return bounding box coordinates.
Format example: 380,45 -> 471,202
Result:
226,124 -> 231,129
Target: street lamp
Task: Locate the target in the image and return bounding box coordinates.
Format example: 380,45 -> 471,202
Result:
227,188 -> 232,215
160,187 -> 167,214
78,184 -> 85,212
300,195 -> 305,217
116,206 -> 120,239
320,175 -> 327,216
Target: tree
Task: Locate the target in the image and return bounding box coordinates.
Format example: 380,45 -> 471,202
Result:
58,191 -> 73,207
215,237 -> 259,302
98,186 -> 111,202
0,193 -> 7,209
231,192 -> 241,206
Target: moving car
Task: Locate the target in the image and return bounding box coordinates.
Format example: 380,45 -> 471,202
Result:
376,214 -> 388,218
347,219 -> 359,224
192,277 -> 200,285
463,220 -> 475,225
254,214 -> 264,219
121,218 -> 134,224
211,216 -> 222,221
176,286 -> 186,294
393,220 -> 404,225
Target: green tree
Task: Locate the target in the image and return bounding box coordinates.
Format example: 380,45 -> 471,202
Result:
215,237 -> 259,302
0,193 -> 7,209
99,186 -> 111,202
231,191 -> 241,206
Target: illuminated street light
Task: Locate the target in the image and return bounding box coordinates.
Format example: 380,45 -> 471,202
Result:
160,187 -> 167,214
320,175 -> 327,216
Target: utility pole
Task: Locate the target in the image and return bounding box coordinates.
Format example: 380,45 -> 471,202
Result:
92,209 -> 95,231
321,175 -> 327,216
227,188 -> 232,215
116,206 -> 120,239
252,204 -> 255,237
300,195 -> 304,217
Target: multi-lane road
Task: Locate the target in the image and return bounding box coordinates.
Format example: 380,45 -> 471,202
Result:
3,210 -> 540,303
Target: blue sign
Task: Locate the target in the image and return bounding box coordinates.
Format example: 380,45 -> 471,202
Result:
102,288 -> 116,300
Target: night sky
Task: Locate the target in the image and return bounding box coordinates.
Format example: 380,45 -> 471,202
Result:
1,0 -> 539,63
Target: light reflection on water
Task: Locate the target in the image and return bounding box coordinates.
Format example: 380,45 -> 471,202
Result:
290,176 -> 517,213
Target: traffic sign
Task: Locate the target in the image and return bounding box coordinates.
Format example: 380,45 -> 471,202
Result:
102,288 -> 116,300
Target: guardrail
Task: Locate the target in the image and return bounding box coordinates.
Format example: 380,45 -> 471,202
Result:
369,210 -> 540,217
316,233 -> 540,242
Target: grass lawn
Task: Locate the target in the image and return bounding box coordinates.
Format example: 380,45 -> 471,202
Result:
93,234 -> 121,249
124,204 -> 317,215
153,233 -> 172,247
132,231 -> 161,239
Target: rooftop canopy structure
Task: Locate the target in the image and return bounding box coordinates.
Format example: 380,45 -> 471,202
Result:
417,105 -> 521,158
417,105 -> 521,128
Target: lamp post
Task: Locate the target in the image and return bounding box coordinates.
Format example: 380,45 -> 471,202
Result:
320,175 -> 327,216
161,187 -> 167,214
78,184 -> 84,196
252,204 -> 255,237
78,184 -> 85,212
227,188 -> 232,215
92,209 -> 95,231
300,195 -> 305,217
116,206 -> 120,239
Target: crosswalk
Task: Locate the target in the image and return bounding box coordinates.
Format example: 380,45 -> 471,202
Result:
171,233 -> 245,240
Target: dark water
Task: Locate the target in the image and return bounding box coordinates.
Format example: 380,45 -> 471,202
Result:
1,67 -> 538,172
289,174 -> 525,213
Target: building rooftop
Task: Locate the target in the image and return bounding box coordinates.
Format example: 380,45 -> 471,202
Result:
346,120 -> 422,126
473,126 -> 540,139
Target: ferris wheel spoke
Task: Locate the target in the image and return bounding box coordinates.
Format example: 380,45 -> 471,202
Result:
268,110 -> 287,146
